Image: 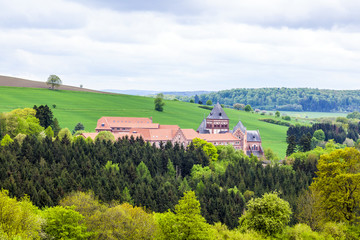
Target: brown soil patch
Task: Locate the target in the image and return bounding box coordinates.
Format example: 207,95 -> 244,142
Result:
0,75 -> 111,94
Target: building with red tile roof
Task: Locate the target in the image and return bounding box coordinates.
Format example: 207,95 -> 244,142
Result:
83,104 -> 263,157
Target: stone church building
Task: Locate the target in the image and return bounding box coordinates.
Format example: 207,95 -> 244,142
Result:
197,103 -> 263,157
83,103 -> 263,157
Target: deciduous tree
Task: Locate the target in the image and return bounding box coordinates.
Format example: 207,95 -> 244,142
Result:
155,191 -> 212,240
310,147 -> 360,223
46,75 -> 62,90
239,192 -> 292,236
154,93 -> 165,112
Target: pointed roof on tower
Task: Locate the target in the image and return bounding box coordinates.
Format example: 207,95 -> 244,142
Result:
207,102 -> 229,120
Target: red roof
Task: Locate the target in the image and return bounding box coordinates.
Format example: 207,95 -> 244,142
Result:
180,129 -> 200,140
129,128 -> 178,141
96,117 -> 159,130
199,133 -> 239,141
81,132 -> 142,140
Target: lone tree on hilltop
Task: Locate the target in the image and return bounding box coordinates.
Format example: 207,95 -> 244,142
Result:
46,75 -> 62,90
154,93 -> 165,112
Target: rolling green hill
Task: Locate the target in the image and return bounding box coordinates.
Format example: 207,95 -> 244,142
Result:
0,86 -> 288,157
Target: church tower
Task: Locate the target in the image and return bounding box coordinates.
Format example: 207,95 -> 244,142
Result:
205,103 -> 229,134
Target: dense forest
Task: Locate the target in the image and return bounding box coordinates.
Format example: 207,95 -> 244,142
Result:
1,106 -> 360,239
175,88 -> 360,112
0,134 -> 312,229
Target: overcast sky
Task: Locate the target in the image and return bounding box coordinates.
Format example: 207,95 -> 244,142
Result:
1,0 -> 360,91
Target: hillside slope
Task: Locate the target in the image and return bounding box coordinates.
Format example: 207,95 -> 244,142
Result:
0,75 -> 106,93
0,86 -> 288,157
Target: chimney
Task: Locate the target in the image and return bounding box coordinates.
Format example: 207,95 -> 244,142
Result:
150,116 -> 152,122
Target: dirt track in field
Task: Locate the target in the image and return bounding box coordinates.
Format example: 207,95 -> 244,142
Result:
0,75 -> 111,94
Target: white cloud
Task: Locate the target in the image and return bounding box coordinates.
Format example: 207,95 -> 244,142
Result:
1,0 -> 360,91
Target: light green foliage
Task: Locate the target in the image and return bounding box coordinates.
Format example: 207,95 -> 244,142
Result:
233,103 -> 245,110
196,180 -> 205,195
211,222 -> 265,240
216,144 -> 248,162
244,105 -> 253,112
310,147 -> 360,223
122,187 -> 134,205
104,161 -> 119,172
94,131 -> 115,142
155,191 -> 212,240
295,190 -> 324,231
85,136 -> 93,144
336,116 -> 348,124
60,192 -> 157,239
167,159 -> 176,178
73,135 -> 86,144
178,177 -> 191,192
3,108 -> 44,137
243,190 -> 254,202
136,161 -> 152,182
264,148 -> 279,161
347,111 -> 360,119
239,192 -> 292,236
90,203 -> 157,240
275,111 -> 280,117
193,138 -> 219,162
46,75 -> 62,90
42,206 -> 90,240
321,222 -> 347,240
1,134 -> 14,146
313,129 -> 325,141
73,130 -> 85,137
191,164 -> 213,181
343,138 -> 354,147
60,191 -> 106,218
57,128 -> 73,141
206,100 -> 212,105
284,224 -> 325,240
14,133 -> 27,145
44,126 -> 54,138
0,190 -> 41,240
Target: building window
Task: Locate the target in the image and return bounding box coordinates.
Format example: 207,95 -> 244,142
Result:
101,123 -> 105,127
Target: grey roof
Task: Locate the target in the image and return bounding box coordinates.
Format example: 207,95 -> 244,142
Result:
232,121 -> 246,133
197,118 -> 210,134
247,130 -> 261,142
207,103 -> 229,120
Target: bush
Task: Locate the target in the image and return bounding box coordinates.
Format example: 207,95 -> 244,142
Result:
259,118 -> 292,127
284,224 -> 325,240
198,105 -> 213,110
239,192 -> 292,236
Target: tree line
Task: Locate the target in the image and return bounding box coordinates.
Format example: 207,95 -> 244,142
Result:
174,88 -> 360,112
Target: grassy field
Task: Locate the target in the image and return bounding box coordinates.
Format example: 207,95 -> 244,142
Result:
0,86 -> 288,158
268,111 -> 347,119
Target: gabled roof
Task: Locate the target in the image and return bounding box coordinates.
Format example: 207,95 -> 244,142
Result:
207,103 -> 229,120
247,130 -> 261,142
199,132 -> 238,141
129,128 -> 178,141
81,132 -> 142,140
181,129 -> 200,140
196,118 -> 209,134
96,117 -> 159,130
232,121 -> 246,133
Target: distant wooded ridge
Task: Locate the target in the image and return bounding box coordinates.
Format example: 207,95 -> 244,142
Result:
172,88 -> 360,112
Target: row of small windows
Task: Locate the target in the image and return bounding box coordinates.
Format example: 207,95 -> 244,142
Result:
206,124 -> 228,128
111,120 -> 150,123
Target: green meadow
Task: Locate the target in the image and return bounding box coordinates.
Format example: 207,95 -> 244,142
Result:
0,86 -> 288,157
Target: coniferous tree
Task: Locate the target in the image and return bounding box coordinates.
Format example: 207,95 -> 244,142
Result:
286,135 -> 297,156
